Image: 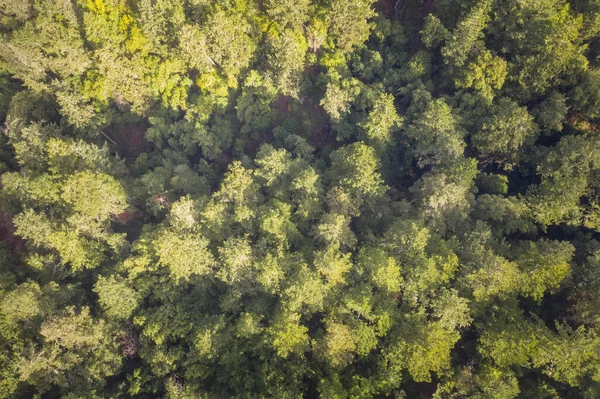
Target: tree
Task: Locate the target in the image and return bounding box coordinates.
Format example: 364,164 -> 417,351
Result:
359,92 -> 402,144
0,312 -> 24,398
202,4 -> 259,87
156,230 -> 215,281
236,71 -> 278,134
0,280 -> 45,324
384,312 -> 460,383
488,0 -> 587,99
264,30 -> 308,98
61,171 -> 127,222
357,247 -> 403,294
441,0 -> 492,69
1,121 -> 129,272
410,160 -> 478,231
94,275 -> 140,320
471,97 -> 538,166
137,0 -> 185,53
1,0 -> 600,397
473,194 -> 535,235
217,236 -> 254,285
320,79 -> 360,122
0,0 -> 89,92
177,24 -> 214,75
327,0 -> 377,51
313,245 -> 353,286
18,307 -> 123,396
319,320 -> 356,367
569,68 -> 600,120
515,239 -> 574,301
328,142 -> 386,211
255,144 -> 293,188
479,310 -> 600,388
264,0 -> 311,30
13,209 -> 107,270
267,310 -> 310,358
404,98 -> 466,168
454,48 -> 507,100
291,165 -> 324,221
532,91 -> 569,132
467,250 -> 521,302
316,213 -> 357,249
420,14 -> 449,49
527,134 -> 600,226
201,161 -> 262,240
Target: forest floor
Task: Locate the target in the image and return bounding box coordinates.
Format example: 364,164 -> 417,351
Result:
105,122 -> 149,160
0,210 -> 24,254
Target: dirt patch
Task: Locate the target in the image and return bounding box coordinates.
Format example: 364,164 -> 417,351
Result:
375,0 -> 402,18
395,0 -> 438,51
0,211 -> 25,253
566,112 -> 599,134
113,210 -> 142,225
245,131 -> 274,156
311,124 -> 337,148
303,99 -> 337,149
112,209 -> 145,242
104,123 -> 149,159
271,95 -> 294,118
267,94 -> 339,151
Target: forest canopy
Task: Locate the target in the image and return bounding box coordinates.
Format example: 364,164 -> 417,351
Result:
1,0 -> 600,398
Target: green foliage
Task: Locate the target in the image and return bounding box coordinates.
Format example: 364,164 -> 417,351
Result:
441,0 -> 492,69
94,275 -> 140,320
264,0 -> 310,29
385,312 -> 460,383
236,71 -> 278,134
359,92 -> 402,143
201,4 -> 259,86
0,312 -> 23,398
528,134 -> 600,226
480,311 -> 600,387
570,68 -> 600,119
329,142 -> 386,200
471,97 -> 539,166
327,0 -> 377,51
420,15 -> 449,49
404,98 -> 465,167
516,239 -> 574,301
490,0 -> 587,99
268,310 -> 310,358
476,173 -> 508,195
156,230 -> 215,281
321,79 -> 360,121
0,0 -> 599,397
533,91 -> 569,132
0,280 -> 44,323
454,48 -> 507,100
18,307 -> 122,396
61,171 -> 127,221
265,30 -> 308,98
